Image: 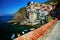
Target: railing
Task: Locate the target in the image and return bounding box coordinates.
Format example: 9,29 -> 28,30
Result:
14,18 -> 58,40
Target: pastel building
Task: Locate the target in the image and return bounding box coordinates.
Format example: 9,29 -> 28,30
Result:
26,1 -> 53,24
26,2 -> 37,22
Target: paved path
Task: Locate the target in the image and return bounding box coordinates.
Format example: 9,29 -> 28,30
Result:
46,20 -> 60,40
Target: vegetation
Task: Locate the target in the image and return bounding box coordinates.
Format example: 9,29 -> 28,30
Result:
10,7 -> 27,24
17,7 -> 26,14
46,15 -> 53,22
50,0 -> 58,2
44,0 -> 58,4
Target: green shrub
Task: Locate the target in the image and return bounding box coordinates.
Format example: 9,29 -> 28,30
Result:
46,15 -> 53,22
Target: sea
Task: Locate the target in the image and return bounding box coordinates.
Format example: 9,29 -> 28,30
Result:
0,15 -> 14,40
0,15 -> 39,40
0,15 -> 13,23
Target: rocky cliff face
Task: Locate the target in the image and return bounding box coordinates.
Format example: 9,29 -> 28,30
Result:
9,7 -> 27,25
8,1 -> 59,25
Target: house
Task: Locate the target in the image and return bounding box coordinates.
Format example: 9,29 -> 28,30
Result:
26,2 -> 53,25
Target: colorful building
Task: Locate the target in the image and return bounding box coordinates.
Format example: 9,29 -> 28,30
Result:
26,1 -> 53,25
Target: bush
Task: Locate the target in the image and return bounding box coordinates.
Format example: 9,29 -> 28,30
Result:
46,15 -> 53,22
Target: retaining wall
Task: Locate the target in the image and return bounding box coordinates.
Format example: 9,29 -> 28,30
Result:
13,18 -> 58,40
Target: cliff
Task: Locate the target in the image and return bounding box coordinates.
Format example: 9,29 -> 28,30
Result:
8,7 -> 27,25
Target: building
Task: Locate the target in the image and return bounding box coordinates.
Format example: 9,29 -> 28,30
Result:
26,2 -> 53,25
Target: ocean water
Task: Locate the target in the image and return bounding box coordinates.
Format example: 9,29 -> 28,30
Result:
0,15 -> 13,40
0,15 -> 13,22
0,15 -> 41,40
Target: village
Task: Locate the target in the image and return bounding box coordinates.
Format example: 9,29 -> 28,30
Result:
20,1 -> 53,25
1,0 -> 60,40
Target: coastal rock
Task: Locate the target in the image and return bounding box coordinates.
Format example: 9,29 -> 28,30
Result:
8,7 -> 27,25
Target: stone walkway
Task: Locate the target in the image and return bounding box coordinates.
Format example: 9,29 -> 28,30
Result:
46,20 -> 60,40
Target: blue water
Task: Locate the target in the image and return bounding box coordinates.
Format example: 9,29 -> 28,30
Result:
0,15 -> 41,40
0,15 -> 13,40
0,15 -> 13,22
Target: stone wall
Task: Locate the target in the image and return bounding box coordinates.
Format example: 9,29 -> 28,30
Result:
13,18 -> 58,40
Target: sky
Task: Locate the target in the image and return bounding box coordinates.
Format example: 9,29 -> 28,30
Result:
0,0 -> 48,15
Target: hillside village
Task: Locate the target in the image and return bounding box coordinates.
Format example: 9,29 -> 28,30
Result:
26,2 -> 52,25
8,1 -> 58,26
1,0 -> 60,40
